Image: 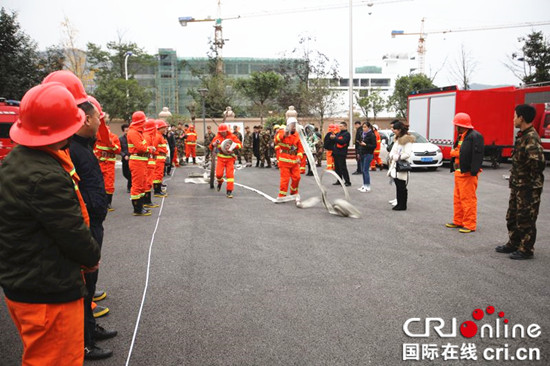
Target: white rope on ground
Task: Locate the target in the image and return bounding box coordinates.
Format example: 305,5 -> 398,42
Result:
124,168 -> 175,366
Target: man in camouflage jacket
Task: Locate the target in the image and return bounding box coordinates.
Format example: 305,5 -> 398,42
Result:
496,104 -> 545,260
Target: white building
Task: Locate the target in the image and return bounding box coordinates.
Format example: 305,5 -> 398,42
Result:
328,52 -> 416,118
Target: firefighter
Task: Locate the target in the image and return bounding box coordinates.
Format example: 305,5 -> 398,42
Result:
445,113 -> 484,233
153,120 -> 169,197
370,124 -> 383,170
127,111 -> 152,216
185,125 -> 198,164
209,123 -> 242,198
0,82 -> 101,366
273,124 -> 281,168
275,117 -> 304,199
324,124 -> 336,170
143,119 -> 159,208
89,97 -> 120,211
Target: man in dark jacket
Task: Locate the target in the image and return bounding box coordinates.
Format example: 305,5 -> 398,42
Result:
0,82 -> 101,365
353,121 -> 362,175
331,121 -> 352,186
119,123 -> 132,192
445,112 -> 484,233
70,100 -> 117,360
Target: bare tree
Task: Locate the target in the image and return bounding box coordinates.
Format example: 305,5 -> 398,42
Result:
448,44 -> 477,90
60,17 -> 86,80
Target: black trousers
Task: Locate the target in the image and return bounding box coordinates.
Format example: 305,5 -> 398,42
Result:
394,177 -> 408,209
122,160 -> 132,191
334,154 -> 350,184
84,221 -> 104,347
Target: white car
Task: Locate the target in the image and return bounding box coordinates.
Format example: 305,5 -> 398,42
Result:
378,129 -> 443,170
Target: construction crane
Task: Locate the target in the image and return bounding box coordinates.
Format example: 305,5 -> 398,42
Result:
391,19 -> 550,75
179,1 -> 240,74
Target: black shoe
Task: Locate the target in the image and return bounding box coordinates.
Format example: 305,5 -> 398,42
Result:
93,324 -> 118,341
392,206 -> 406,211
306,172 -> 314,176
84,345 -> 113,360
226,190 -> 233,198
352,171 -> 361,175
265,165 -> 271,168
217,183 -> 222,192
495,245 -> 516,253
509,251 -> 533,260
332,182 -> 340,185
344,182 -> 351,187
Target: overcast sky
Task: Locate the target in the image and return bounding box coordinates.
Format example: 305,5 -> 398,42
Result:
3,0 -> 550,86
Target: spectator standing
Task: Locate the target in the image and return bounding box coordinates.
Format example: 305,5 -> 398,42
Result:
119,123 -> 132,192
387,121 -> 415,211
353,120 -> 362,175
357,122 -> 377,192
331,122 -> 352,186
496,104 -> 546,260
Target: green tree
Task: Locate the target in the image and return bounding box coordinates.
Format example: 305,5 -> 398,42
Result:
0,8 -> 53,99
387,74 -> 436,118
183,41 -> 238,119
509,31 -> 550,85
235,71 -> 284,122
86,39 -> 155,121
357,88 -> 386,122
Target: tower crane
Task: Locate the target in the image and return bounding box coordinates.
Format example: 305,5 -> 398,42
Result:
391,19 -> 550,75
179,1 -> 240,74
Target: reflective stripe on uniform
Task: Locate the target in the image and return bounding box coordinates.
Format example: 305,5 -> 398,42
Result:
279,157 -> 299,164
217,153 -> 234,159
130,155 -> 148,161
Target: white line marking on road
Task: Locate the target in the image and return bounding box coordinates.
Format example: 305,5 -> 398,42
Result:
124,169 -> 175,366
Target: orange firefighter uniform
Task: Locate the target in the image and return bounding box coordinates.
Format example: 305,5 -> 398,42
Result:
94,129 -> 121,194
370,128 -> 382,169
275,128 -> 304,197
143,120 -> 159,208
209,124 -> 242,197
450,133 -> 478,231
447,113 -> 484,233
128,111 -> 152,215
185,125 -> 198,162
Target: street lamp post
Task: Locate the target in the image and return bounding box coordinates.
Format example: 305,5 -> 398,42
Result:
198,88 -> 209,139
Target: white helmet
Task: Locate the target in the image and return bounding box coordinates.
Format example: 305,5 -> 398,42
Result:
286,117 -> 298,125
372,124 -> 379,130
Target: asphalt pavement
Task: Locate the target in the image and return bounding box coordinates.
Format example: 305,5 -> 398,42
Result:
1,160 -> 549,365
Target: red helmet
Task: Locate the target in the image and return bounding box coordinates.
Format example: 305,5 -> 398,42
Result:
42,70 -> 88,104
156,119 -> 168,129
10,82 -> 85,146
87,96 -> 105,119
144,119 -> 157,132
131,111 -> 146,126
218,124 -> 228,133
453,112 -> 474,129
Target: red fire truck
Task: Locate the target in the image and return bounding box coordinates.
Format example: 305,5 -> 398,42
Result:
407,85 -> 550,167
0,98 -> 19,163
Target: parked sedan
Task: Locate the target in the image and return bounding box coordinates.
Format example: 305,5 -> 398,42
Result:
378,129 -> 444,170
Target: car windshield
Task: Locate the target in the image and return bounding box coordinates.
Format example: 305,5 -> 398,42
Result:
410,131 -> 428,143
